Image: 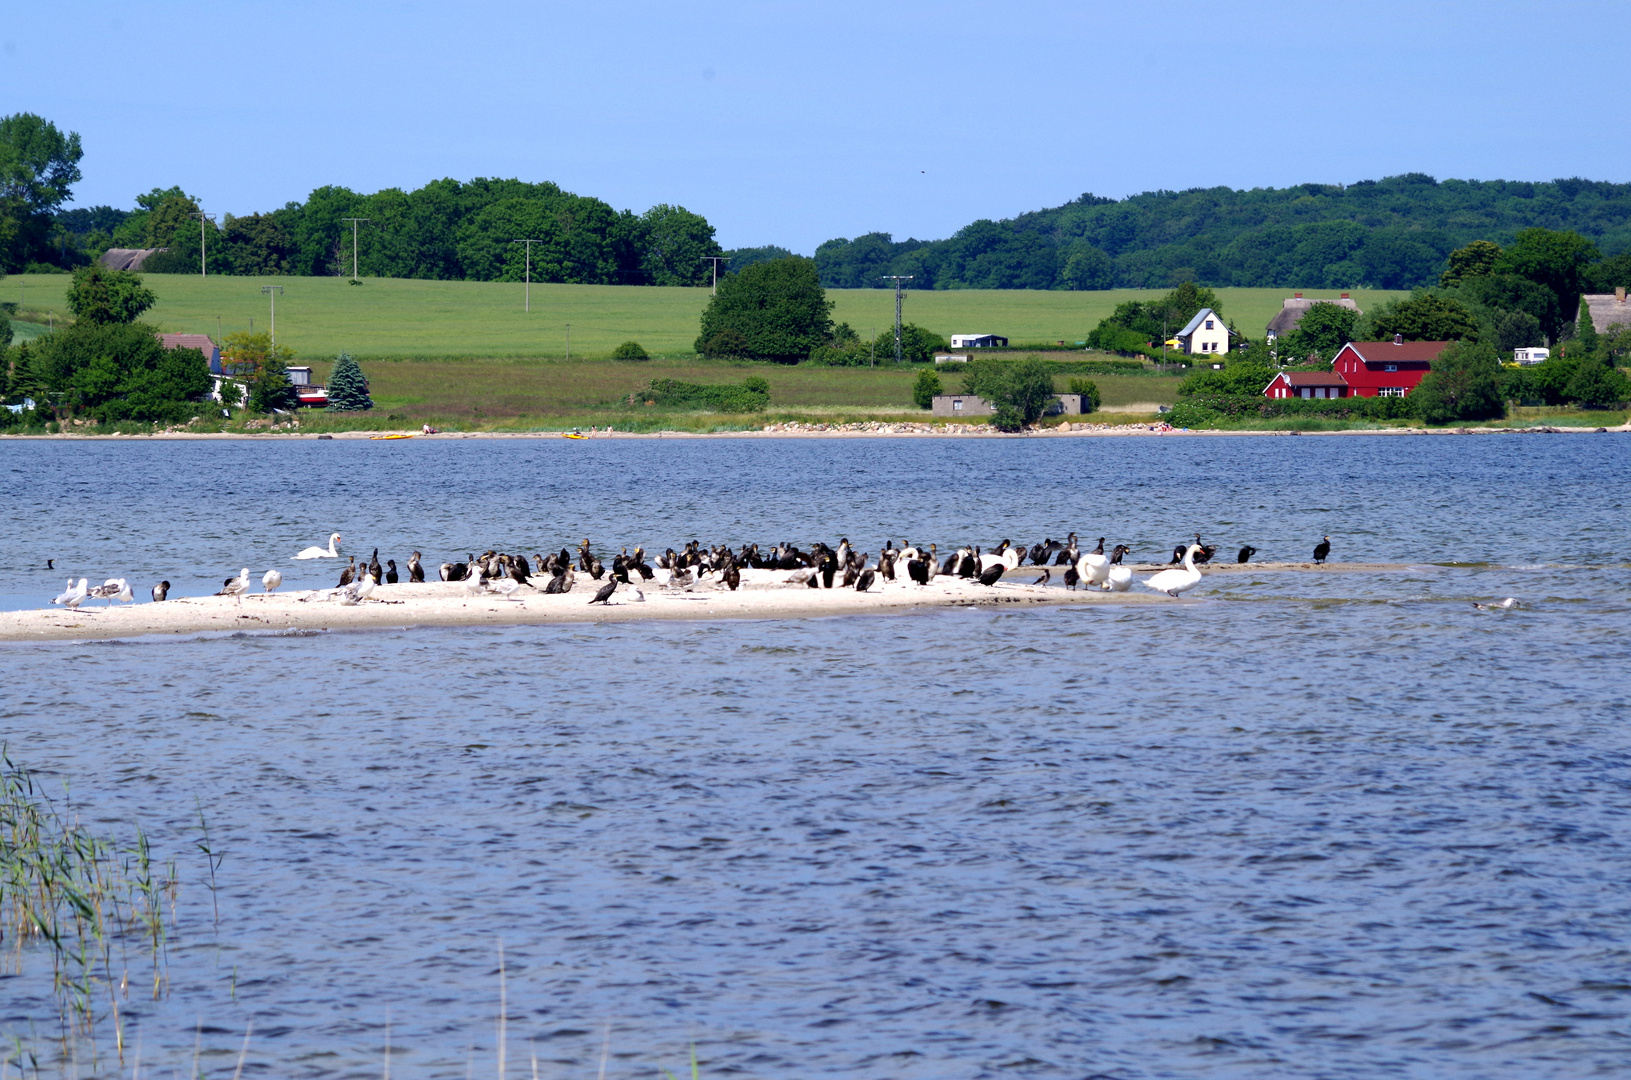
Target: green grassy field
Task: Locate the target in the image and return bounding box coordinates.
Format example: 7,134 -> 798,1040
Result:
4,273 -> 1407,360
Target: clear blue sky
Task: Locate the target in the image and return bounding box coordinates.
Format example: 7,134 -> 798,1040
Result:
4,0 -> 1621,254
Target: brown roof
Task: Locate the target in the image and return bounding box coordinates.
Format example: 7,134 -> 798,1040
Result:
1274,370 -> 1349,387
1582,293 -> 1631,333
1344,340 -> 1450,365
99,248 -> 164,271
1265,295 -> 1361,336
158,333 -> 217,355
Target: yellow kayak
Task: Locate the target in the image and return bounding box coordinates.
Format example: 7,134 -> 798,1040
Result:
370,434 -> 414,440
563,432 -> 589,440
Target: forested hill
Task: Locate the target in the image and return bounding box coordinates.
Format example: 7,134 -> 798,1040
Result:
814,175 -> 1631,292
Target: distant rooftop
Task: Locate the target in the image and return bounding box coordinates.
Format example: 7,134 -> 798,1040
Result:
1266,294 -> 1361,336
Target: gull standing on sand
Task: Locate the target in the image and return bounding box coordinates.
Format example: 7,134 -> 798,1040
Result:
59,578 -> 89,610
293,533 -> 343,560
50,578 -> 75,605
87,579 -> 127,607
263,569 -> 283,594
219,568 -> 251,607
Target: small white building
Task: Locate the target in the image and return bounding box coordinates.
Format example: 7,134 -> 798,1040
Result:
949,334 -> 1008,348
1174,308 -> 1229,356
1513,347 -> 1550,365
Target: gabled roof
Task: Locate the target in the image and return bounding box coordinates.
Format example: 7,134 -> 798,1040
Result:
1266,296 -> 1361,335
1270,370 -> 1349,387
100,248 -> 164,272
1176,307 -> 1220,337
1342,340 -> 1449,365
1582,293 -> 1631,332
158,333 -> 217,355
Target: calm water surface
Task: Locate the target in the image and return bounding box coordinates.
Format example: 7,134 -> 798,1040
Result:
1,434 -> 1628,1079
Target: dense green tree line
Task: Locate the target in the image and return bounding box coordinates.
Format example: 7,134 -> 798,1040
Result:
815,175 -> 1631,292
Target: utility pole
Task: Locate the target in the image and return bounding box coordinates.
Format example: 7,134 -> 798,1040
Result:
191,211 -> 216,277
699,256 -> 727,295
262,285 -> 284,347
340,218 -> 369,282
511,239 -> 540,311
883,276 -> 914,363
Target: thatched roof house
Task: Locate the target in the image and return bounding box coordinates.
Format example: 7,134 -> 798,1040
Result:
1266,293 -> 1361,339
99,248 -> 165,271
1582,289 -> 1631,333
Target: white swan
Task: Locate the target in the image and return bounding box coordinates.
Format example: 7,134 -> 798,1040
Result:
262,569 -> 283,594
1077,538 -> 1110,589
1104,564 -> 1133,592
1142,544 -> 1204,597
293,533 -> 342,560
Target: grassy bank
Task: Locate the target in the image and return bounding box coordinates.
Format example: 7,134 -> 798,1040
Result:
4,273 -> 1406,359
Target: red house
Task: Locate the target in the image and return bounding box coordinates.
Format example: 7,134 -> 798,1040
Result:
1330,338 -> 1448,398
1264,370 -> 1351,399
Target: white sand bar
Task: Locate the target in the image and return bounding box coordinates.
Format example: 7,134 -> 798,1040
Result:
0,563 -> 1419,644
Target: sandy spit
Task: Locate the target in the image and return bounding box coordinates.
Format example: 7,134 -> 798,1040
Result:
0,563 -> 1422,645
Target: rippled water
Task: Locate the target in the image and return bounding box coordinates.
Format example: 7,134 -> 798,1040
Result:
2,434 -> 1629,1079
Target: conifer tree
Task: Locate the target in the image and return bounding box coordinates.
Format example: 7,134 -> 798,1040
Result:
1575,296 -> 1600,353
325,352 -> 372,411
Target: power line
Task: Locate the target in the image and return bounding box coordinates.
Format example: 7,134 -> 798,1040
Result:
261,285 -> 284,347
882,276 -> 914,363
511,239 -> 541,311
340,218 -> 370,282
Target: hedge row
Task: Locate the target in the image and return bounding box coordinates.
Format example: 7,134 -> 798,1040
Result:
1170,394 -> 1417,426
638,376 -> 770,413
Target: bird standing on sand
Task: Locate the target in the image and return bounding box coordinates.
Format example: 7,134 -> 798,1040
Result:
1237,546 -> 1257,564
152,581 -> 170,602
61,578 -> 89,610
588,579 -> 618,605
219,568 -> 251,607
1313,536 -> 1331,564
977,563 -> 1005,587
50,578 -> 75,605
263,569 -> 283,594
1142,545 -> 1203,597
407,552 -> 424,583
337,557 -> 357,588
1031,568 -> 1051,587
385,560 -> 399,584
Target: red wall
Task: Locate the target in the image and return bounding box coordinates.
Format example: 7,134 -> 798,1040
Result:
1333,346 -> 1431,398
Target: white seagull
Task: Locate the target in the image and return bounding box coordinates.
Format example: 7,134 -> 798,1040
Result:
219,568 -> 251,607
293,533 -> 342,560
50,578 -> 77,605
56,578 -> 89,610
262,569 -> 283,594
87,578 -> 126,607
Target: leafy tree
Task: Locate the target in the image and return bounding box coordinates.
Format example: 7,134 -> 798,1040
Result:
1278,301 -> 1358,363
24,321 -> 209,421
1574,295 -> 1600,352
1494,310 -> 1543,352
961,355 -> 1057,427
1585,251 -> 1631,292
699,328 -> 749,359
0,307 -> 10,349
637,204 -> 724,286
1056,244 -> 1113,290
694,257 -> 832,362
1439,240 -> 1502,287
0,113 -> 83,271
1411,340 -> 1504,423
1364,293 -> 1478,341
1563,356 -> 1631,408
912,367 -> 942,409
612,341 -> 649,360
1454,272 -> 1560,336
326,352 -> 372,411
65,266 -> 157,325
1178,362 -> 1276,397
726,245 -> 793,273
222,331 -> 298,412
870,323 -> 948,364
1493,228 -> 1598,335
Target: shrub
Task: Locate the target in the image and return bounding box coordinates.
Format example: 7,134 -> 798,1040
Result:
612,341 -> 649,361
869,323 -> 949,364
806,342 -> 872,366
1166,401 -> 1220,428
1067,378 -> 1101,412
694,257 -> 832,362
990,405 -> 1024,432
1178,361 -> 1275,397
1563,357 -> 1631,408
639,376 -> 770,412
912,367 -> 942,409
699,328 -> 749,359
961,355 -> 1057,426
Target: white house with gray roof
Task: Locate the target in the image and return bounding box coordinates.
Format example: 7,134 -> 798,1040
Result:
1174,308 -> 1230,356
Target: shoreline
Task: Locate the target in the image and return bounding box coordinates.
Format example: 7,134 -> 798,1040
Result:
2,422 -> 1627,441
0,562 -> 1417,644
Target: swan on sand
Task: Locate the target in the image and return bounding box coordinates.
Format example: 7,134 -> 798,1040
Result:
293,533 -> 342,560
1142,544 -> 1204,597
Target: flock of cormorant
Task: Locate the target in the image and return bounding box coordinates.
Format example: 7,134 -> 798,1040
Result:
45,532 -> 1340,610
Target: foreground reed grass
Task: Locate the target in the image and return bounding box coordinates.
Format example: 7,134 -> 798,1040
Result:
0,750 -> 192,1069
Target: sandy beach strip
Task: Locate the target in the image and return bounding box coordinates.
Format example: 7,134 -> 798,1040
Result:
0,563 -> 1422,644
